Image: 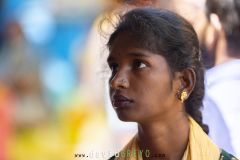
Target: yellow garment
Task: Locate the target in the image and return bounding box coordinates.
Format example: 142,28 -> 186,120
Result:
182,116 -> 220,160
115,116 -> 220,160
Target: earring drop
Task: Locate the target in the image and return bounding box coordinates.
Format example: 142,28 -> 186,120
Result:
180,91 -> 188,103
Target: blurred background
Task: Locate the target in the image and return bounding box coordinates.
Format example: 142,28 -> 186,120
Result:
0,0 -> 239,159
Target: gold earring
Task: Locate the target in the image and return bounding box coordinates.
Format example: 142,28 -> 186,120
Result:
180,91 -> 188,103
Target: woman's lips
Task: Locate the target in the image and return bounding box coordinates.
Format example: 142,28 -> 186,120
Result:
112,94 -> 133,109
113,100 -> 133,108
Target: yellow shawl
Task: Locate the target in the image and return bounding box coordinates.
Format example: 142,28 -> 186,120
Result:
114,116 -> 220,160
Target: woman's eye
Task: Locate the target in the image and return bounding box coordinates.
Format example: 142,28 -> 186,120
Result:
133,60 -> 147,69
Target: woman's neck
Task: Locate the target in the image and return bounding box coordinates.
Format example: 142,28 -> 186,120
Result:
137,113 -> 189,160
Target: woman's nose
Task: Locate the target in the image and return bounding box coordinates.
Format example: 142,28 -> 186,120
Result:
110,71 -> 129,89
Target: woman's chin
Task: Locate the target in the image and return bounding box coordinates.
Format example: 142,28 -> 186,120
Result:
116,112 -> 138,122
118,116 -> 135,122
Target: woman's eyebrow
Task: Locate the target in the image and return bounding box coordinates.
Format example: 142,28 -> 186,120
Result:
127,51 -> 150,57
107,51 -> 150,63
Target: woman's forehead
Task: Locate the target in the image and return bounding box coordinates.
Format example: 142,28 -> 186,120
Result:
108,48 -> 151,61
108,32 -> 163,60
109,31 -> 153,53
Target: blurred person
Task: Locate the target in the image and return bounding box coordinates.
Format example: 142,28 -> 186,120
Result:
0,19 -> 52,159
107,7 -> 237,160
171,0 -> 217,69
201,0 -> 240,158
0,20 -> 48,127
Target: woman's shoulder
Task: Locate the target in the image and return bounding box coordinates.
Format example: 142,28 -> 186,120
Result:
220,149 -> 238,160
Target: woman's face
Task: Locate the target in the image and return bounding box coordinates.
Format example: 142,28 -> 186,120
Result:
107,32 -> 181,123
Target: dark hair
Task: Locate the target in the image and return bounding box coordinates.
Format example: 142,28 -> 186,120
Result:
107,7 -> 209,134
206,0 -> 240,52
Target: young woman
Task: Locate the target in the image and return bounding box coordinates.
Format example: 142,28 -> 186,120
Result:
106,7 -> 238,160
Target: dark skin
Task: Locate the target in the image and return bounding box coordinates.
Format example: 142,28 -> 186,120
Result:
107,32 -> 196,160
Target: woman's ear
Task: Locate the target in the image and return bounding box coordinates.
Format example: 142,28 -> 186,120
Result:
179,68 -> 196,96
